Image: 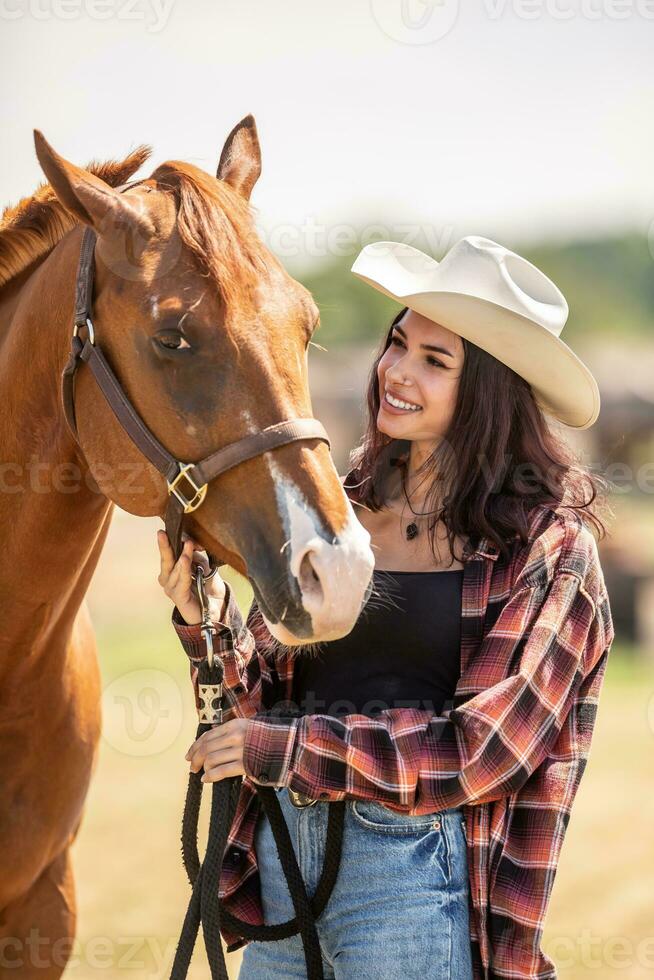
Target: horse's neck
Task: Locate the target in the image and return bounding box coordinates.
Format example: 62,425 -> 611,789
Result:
0,227 -> 113,667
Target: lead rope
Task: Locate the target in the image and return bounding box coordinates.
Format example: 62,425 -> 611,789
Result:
169,567 -> 346,980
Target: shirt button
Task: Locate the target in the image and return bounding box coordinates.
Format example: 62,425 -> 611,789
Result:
233,684 -> 245,695
259,771 -> 270,782
229,849 -> 242,863
319,792 -> 329,799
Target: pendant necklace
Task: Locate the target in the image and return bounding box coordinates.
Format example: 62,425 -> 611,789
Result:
401,467 -> 444,541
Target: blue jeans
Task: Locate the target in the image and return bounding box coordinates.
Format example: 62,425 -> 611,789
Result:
237,786 -> 474,979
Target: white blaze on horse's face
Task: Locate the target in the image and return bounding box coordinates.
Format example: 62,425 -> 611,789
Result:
265,456 -> 374,643
237,407 -> 373,642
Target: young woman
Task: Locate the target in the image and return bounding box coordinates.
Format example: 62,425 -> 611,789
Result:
157,236 -> 615,979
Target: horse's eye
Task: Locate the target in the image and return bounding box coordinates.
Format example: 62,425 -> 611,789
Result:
155,333 -> 191,351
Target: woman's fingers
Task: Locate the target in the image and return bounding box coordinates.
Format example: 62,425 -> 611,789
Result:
187,720 -> 249,781
201,762 -> 244,782
158,535 -> 192,594
158,530 -> 210,579
189,742 -> 243,773
167,540 -> 195,592
157,529 -> 174,580
190,748 -> 235,774
186,727 -> 235,760
157,531 -> 218,629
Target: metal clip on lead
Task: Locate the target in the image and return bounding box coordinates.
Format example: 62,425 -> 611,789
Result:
195,564 -> 223,725
195,564 -> 217,668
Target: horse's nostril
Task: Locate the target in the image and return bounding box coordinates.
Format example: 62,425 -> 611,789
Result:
298,550 -> 324,606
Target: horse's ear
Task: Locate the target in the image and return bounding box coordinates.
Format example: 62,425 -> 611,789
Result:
33,130 -> 155,239
216,115 -> 262,201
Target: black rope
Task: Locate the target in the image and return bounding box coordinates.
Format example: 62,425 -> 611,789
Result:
169,658 -> 346,979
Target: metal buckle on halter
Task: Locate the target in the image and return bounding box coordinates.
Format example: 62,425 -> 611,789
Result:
72,317 -> 96,344
167,463 -> 208,513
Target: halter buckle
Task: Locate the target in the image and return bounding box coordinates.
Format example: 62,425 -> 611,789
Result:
72,317 -> 96,345
168,463 -> 208,513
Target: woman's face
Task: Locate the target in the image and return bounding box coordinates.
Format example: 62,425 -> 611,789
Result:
376,308 -> 464,441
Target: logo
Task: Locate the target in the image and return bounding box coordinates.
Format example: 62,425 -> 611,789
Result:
370,0 -> 460,43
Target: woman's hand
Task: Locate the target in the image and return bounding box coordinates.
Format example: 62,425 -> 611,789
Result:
156,530 -> 227,626
185,719 -> 251,782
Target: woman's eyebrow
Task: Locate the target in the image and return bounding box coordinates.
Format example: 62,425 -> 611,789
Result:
394,324 -> 455,358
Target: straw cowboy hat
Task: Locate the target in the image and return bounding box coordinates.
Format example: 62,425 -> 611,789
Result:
351,235 -> 600,429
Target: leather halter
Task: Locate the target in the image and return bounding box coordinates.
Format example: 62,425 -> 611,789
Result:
61,183 -> 331,566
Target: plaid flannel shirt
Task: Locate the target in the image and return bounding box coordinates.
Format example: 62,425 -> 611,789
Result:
172,502 -> 615,979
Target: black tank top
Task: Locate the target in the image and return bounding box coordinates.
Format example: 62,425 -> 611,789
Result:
290,568 -> 464,720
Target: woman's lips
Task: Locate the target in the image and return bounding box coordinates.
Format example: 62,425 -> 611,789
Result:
381,392 -> 423,415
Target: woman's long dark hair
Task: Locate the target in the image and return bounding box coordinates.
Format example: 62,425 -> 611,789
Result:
344,307 -> 612,566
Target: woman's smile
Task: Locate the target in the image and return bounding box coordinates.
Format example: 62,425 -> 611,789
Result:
382,389 -> 423,414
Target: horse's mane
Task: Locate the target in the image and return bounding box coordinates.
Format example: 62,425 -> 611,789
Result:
0,146 -> 152,291
149,160 -> 277,308
0,150 -> 277,308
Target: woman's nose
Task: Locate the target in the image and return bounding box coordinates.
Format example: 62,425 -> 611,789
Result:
387,365 -> 412,387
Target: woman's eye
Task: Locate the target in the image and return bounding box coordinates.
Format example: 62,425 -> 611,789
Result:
155,333 -> 191,351
391,336 -> 442,368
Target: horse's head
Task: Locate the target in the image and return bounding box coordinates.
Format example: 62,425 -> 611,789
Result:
33,117 -> 374,643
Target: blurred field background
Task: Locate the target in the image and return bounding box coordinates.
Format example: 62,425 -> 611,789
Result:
3,1 -> 654,977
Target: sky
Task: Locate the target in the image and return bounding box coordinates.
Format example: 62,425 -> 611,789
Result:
1,0 -> 653,268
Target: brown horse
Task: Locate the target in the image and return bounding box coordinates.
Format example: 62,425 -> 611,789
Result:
0,116 -> 374,977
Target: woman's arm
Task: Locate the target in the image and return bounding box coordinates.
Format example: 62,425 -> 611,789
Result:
240,522 -> 615,811
157,530 -> 289,722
